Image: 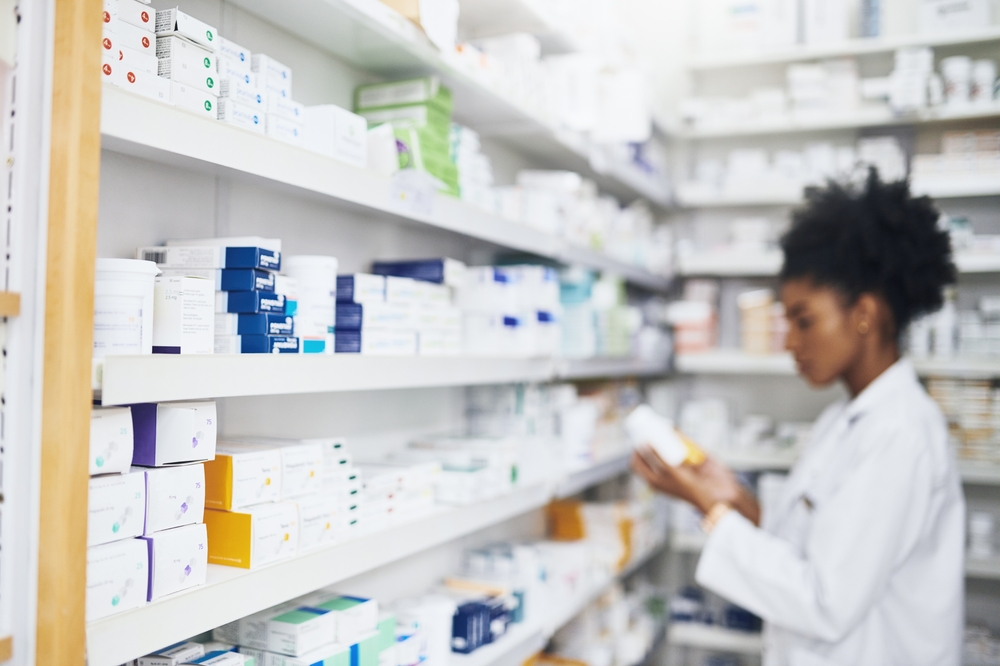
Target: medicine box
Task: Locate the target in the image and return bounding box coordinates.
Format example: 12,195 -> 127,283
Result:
376,614 -> 395,653
155,8 -> 218,50
159,56 -> 218,96
255,440 -> 323,499
295,494 -> 338,553
216,291 -> 287,314
350,631 -> 380,666
181,651 -> 244,665
116,0 -> 155,31
137,641 -> 205,666
384,277 -> 420,305
204,501 -> 299,568
116,63 -> 171,103
252,53 -> 292,91
160,268 -> 276,292
303,105 -> 368,169
335,302 -> 415,331
219,78 -> 265,110
313,596 -> 379,645
141,463 -> 206,534
214,334 -> 299,354
354,76 -> 445,111
266,114 -> 303,146
205,444 -> 282,510
142,522 -> 208,600
266,96 -> 305,123
138,245 -> 281,271
334,329 -> 417,356
247,642 -> 349,666
152,275 -> 214,355
165,235 -> 282,252
336,275 -> 385,304
170,81 -> 217,118
268,606 -> 337,657
109,19 -> 154,54
130,400 -> 218,466
372,258 -> 467,287
90,406 -> 134,475
86,538 -> 148,621
217,36 -> 251,68
215,313 -> 295,336
218,98 -> 265,134
236,602 -> 301,649
156,33 -> 215,69
118,44 -> 158,74
88,471 -> 146,546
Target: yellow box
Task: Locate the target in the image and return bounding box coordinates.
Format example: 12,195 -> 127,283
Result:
204,501 -> 299,569
205,445 -> 282,510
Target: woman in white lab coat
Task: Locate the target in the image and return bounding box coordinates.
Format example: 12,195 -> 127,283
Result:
632,170 -> 966,666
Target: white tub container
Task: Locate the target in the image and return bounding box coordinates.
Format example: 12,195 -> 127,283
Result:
93,258 -> 160,357
284,256 -> 338,353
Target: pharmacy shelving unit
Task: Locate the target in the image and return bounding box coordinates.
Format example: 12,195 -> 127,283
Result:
219,0 -> 670,207
101,87 -> 671,293
86,454 -> 649,666
93,354 -> 671,405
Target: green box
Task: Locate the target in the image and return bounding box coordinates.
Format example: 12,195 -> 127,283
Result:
376,614 -> 396,652
350,631 -> 380,666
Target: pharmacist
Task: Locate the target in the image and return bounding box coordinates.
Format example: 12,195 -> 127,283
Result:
632,171 -> 965,666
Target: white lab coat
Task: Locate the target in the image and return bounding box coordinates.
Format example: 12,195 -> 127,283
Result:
696,359 -> 965,666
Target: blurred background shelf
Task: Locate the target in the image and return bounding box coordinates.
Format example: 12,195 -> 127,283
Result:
667,623 -> 764,654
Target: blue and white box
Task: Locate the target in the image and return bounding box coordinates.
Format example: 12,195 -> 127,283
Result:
371,258 -> 467,287
218,98 -> 264,134
214,334 -> 299,354
266,95 -> 304,122
215,313 -> 294,336
334,329 -> 417,356
216,36 -> 251,68
335,302 -> 415,331
219,76 -> 264,109
336,274 -> 385,304
138,245 -> 280,272
216,291 -> 287,314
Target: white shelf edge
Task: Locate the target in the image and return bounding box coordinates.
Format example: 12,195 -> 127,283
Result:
687,26 -> 1000,70
88,455 -> 650,666
95,354 -> 669,406
965,557 -> 1000,580
677,251 -> 1000,276
100,86 -> 670,293
667,623 -> 763,654
958,461 -> 1000,485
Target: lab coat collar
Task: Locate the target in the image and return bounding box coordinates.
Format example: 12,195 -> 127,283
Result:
843,357 -> 917,421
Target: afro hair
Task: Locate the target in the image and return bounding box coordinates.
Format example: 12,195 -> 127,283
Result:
779,168 -> 956,336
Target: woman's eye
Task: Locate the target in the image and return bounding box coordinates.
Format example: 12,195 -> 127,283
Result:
797,317 -> 812,330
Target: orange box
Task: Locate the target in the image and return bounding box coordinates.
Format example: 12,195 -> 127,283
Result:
204,502 -> 298,569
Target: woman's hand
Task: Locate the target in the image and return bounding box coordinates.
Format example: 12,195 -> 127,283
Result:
630,449 -> 761,526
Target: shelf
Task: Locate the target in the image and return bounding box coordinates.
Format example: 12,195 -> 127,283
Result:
87,450 -> 646,666
677,103 -> 1000,140
667,623 -> 763,655
959,461 -> 1000,485
554,453 -> 631,499
222,0 -> 670,206
913,357 -> 1000,379
455,0 -> 583,54
687,26 -> 1000,70
677,251 -> 1000,277
966,557 -> 1000,580
101,87 -> 670,292
675,189 -> 804,209
94,354 -> 669,406
912,176 -> 1000,200
675,351 -> 797,376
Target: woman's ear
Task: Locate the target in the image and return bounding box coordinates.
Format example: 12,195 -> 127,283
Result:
853,293 -> 894,343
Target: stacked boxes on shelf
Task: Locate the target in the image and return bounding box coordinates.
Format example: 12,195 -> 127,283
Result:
101,0 -> 169,102
214,36 -> 266,134
927,378 -> 1000,464
86,400 -> 217,621
154,9 -> 219,119
354,77 -> 459,196
285,256 -> 339,354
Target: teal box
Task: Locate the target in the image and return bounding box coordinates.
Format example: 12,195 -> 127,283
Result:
350,632 -> 380,666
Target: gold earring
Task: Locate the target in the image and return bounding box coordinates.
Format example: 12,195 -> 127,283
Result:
858,321 -> 869,335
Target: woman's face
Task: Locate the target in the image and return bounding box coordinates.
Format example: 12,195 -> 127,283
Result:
780,278 -> 863,387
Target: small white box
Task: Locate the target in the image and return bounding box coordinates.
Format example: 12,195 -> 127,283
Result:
86,539 -> 148,621
117,44 -> 157,74
266,114 -> 303,146
919,0 -> 991,33
155,33 -> 211,59
130,401 -> 217,467
117,0 -> 155,31
142,523 -> 208,600
218,98 -> 265,134
303,105 -> 368,169
295,494 -> 338,553
181,651 -> 242,665
137,642 -> 205,666
109,18 -> 154,54
266,95 -> 305,123
205,444 -> 283,510
155,7 -> 218,50
141,463 -> 206,534
218,59 -> 257,85
153,275 -> 215,355
90,406 -> 134,476
117,63 -> 172,103
252,53 -> 292,90
261,76 -> 292,102
268,606 -> 338,657
217,37 -> 251,69
88,471 -> 146,546
171,81 -> 218,118
314,596 -> 379,644
226,440 -> 323,499
236,603 -> 299,649
158,58 -> 218,96
101,53 -> 120,85
219,76 -> 264,109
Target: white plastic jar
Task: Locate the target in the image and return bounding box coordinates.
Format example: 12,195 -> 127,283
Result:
284,255 -> 339,353
93,258 -> 160,356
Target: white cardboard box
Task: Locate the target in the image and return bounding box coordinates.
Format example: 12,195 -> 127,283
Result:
141,463 -> 206,534
217,37 -> 251,69
108,19 -> 154,54
303,105 -> 368,169
86,539 -> 148,621
265,95 -> 305,123
218,98 -> 265,134
117,44 -> 158,74
206,444 -> 283,510
155,7 -> 218,50
267,606 -> 338,657
218,60 -> 257,85
219,76 -> 265,110
266,114 -> 303,146
116,63 -> 171,103
88,471 -> 147,546
153,275 -> 215,354
919,0 -> 991,33
117,0 -> 155,32
295,494 -> 338,553
170,81 -> 218,118
130,401 -> 217,467
205,501 -> 299,569
101,53 -> 120,85
136,641 -> 205,666
252,53 -> 292,91
90,406 -> 134,476
141,523 -> 208,600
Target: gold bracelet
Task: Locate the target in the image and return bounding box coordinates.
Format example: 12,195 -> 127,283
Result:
701,502 -> 732,534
